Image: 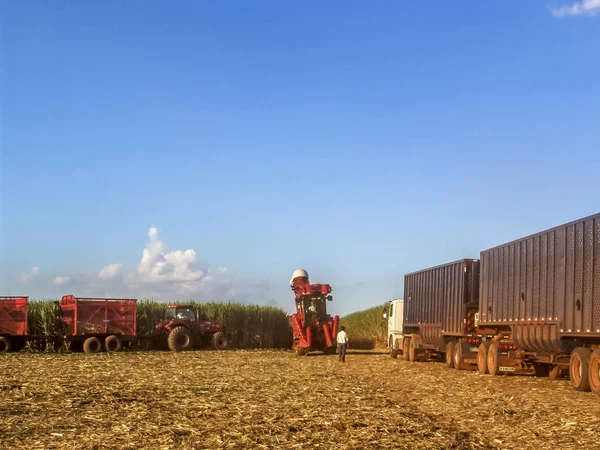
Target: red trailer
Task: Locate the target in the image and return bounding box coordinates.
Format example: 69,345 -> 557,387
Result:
0,296 -> 29,353
58,295 -> 137,353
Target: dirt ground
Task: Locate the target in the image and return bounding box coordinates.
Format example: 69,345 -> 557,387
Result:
1,350 -> 599,450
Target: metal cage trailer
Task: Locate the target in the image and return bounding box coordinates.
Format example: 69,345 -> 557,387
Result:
476,212 -> 600,392
402,259 -> 480,369
57,295 -> 138,353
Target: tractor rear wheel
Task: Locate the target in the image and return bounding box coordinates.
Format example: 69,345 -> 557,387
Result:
570,347 -> 592,392
0,337 -> 11,353
477,343 -> 490,374
212,332 -> 229,350
445,341 -> 454,369
168,327 -> 193,351
83,337 -> 102,354
105,335 -> 123,352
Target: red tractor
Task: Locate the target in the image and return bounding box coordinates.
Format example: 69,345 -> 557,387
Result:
154,305 -> 229,351
289,269 -> 339,356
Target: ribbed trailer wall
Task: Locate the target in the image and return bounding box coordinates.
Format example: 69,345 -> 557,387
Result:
479,213 -> 600,353
404,259 -> 479,346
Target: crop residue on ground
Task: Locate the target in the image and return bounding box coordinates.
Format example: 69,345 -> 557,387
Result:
1,350 -> 599,449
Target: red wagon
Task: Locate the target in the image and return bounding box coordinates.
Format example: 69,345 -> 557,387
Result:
59,295 -> 137,353
0,296 -> 29,353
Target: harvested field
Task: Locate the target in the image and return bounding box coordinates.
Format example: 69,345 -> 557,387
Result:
1,351 -> 599,450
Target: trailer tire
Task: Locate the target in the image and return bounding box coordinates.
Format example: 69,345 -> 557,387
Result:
409,338 -> 417,362
453,342 -> 464,370
569,347 -> 592,392
168,327 -> 193,351
83,337 -> 102,354
105,335 -> 123,352
0,337 -> 11,353
588,351 -> 600,394
445,341 -> 454,368
212,332 -> 229,350
549,365 -> 567,380
477,343 -> 490,374
403,338 -> 411,361
487,342 -> 500,376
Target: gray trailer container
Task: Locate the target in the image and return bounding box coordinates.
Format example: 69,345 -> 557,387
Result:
477,212 -> 600,391
402,259 -> 480,369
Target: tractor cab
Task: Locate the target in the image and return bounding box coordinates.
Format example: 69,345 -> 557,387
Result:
165,305 -> 196,322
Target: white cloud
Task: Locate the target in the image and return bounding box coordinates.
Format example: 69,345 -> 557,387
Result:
137,227 -> 205,283
18,266 -> 40,282
551,0 -> 600,16
53,276 -> 71,285
22,227 -> 277,305
99,263 -> 122,279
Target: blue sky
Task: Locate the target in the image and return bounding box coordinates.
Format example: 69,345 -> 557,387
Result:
1,1 -> 599,315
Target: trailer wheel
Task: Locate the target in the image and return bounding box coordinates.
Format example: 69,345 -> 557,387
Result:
477,343 -> 490,374
445,341 -> 454,368
403,338 -> 411,361
168,327 -> 193,351
588,351 -> 600,394
453,342 -> 464,370
212,332 -> 229,350
0,337 -> 11,353
83,337 -> 102,354
549,365 -> 567,379
487,342 -> 500,376
569,347 -> 592,392
409,338 -> 417,362
105,335 -> 123,352
296,346 -> 308,356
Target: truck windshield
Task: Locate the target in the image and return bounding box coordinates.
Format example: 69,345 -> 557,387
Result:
165,308 -> 176,320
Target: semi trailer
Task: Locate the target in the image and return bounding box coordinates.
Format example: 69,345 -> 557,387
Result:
394,212 -> 600,393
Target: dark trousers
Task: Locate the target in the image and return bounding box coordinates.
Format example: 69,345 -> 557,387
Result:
338,343 -> 347,362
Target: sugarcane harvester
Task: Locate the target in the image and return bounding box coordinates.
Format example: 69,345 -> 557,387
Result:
289,269 -> 339,356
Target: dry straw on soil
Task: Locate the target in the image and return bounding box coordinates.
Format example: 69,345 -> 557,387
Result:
1,351 -> 599,450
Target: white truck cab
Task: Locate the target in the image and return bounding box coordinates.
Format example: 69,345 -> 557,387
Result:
383,298 -> 404,358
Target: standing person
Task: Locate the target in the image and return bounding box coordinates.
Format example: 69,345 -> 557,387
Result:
336,326 -> 349,362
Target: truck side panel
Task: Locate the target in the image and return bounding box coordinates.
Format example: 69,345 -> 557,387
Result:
479,213 -> 600,349
404,259 -> 479,345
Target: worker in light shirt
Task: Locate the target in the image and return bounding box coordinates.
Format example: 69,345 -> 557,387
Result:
336,326 -> 349,362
